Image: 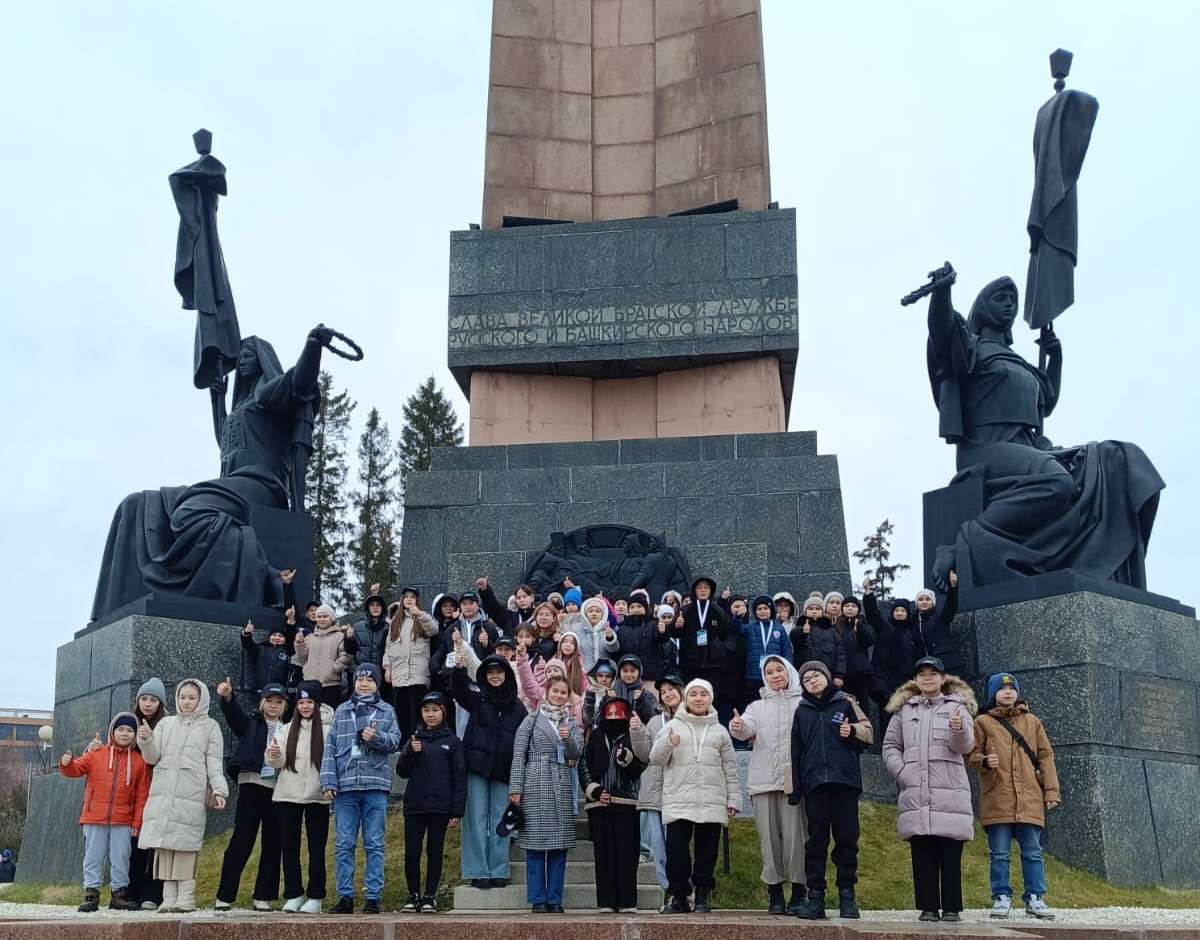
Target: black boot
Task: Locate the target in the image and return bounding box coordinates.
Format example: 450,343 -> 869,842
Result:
838,888 -> 860,919
786,883 -> 807,916
109,887 -> 134,911
766,883 -> 786,915
693,886 -> 711,913
331,896 -> 355,914
78,888 -> 100,913
793,888 -> 826,920
666,894 -> 691,914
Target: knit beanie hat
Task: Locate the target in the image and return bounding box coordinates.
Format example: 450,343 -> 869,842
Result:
842,595 -> 861,609
915,588 -> 936,604
316,603 -> 337,621
655,604 -> 676,619
682,677 -> 714,699
580,596 -> 608,622
563,587 -> 584,608
803,594 -> 825,615
823,591 -> 844,605
797,660 -> 832,684
986,672 -> 1020,703
111,713 -> 138,734
354,662 -> 382,687
628,589 -> 651,608
137,677 -> 167,705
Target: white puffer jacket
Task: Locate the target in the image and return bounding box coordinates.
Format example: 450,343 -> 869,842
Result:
383,608 -> 440,688
730,655 -> 802,796
266,704 -> 336,804
649,702 -> 739,826
631,710 -> 671,811
138,680 -> 228,852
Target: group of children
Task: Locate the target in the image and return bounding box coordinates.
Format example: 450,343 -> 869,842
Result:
62,573 -> 1061,922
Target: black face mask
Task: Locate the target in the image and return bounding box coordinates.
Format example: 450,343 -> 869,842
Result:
603,719 -> 629,739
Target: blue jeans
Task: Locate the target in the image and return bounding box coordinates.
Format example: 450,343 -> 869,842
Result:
641,810 -> 668,890
525,849 -> 567,905
986,823 -> 1047,901
334,790 -> 388,900
462,774 -> 511,879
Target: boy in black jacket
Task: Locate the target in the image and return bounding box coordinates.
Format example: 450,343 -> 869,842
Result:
791,595 -> 846,686
215,679 -> 289,911
788,661 -> 873,921
241,619 -> 295,694
579,697 -> 646,913
397,691 -> 466,913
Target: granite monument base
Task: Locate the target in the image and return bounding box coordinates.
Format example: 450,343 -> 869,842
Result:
398,430 -> 851,604
19,614 -> 245,884
953,590 -> 1200,888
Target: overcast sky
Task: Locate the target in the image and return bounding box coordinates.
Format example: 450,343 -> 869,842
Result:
2,2 -> 1196,709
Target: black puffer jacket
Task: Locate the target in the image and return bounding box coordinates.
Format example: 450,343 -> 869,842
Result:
219,695 -> 284,778
789,689 -> 871,798
451,655 -> 528,782
241,633 -> 295,693
866,585 -> 962,696
615,614 -> 676,680
837,615 -> 876,680
791,617 -> 847,679
670,600 -> 733,677
396,723 -> 467,817
578,725 -> 645,807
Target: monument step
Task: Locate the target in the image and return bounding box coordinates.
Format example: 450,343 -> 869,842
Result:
452,882 -> 663,911
508,859 -> 659,886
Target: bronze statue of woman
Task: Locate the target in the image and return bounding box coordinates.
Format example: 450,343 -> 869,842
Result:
923,262 -> 1163,591
91,328 -> 333,620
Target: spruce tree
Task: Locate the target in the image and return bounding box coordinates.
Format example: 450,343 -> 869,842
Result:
852,518 -> 911,600
398,375 -> 464,484
305,371 -> 356,609
350,407 -> 399,598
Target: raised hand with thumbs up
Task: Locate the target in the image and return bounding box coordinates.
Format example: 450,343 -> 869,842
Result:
267,737 -> 282,761
361,720 -> 378,743
410,734 -> 423,753
729,708 -> 745,736
136,720 -> 151,743
985,747 -> 1000,770
668,728 -> 681,747
85,732 -> 103,753
839,716 -> 852,739
59,750 -> 73,768
216,677 -> 233,701
949,710 -> 964,733
558,719 -> 569,742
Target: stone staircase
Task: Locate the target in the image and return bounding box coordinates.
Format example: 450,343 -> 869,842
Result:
453,816 -> 663,912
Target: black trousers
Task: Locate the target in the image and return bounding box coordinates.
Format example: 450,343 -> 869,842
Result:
216,782 -> 282,903
320,685 -> 344,708
404,813 -> 449,896
842,675 -> 872,713
278,801 -> 329,901
666,819 -> 721,899
127,839 -> 162,906
392,684 -> 428,741
589,804 -> 640,910
804,784 -> 860,890
910,835 -> 964,914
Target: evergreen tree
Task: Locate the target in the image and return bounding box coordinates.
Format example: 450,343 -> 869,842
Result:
398,375 -> 464,483
305,371 -> 356,609
350,407 -> 399,598
852,518 -> 911,600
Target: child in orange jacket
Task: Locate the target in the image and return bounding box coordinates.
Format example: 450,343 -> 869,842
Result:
60,711 -> 151,912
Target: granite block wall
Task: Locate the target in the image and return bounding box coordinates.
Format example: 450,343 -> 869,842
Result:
398,429 -> 850,604
950,591 -> 1200,888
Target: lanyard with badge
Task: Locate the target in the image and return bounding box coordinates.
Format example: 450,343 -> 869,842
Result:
759,619 -> 775,654
696,600 -> 710,647
351,707 -> 379,760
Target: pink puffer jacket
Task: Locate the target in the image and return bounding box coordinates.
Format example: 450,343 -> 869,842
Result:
882,676 -> 978,842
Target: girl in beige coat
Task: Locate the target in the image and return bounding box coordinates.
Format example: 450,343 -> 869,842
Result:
136,679 -> 227,913
383,589 -> 440,740
266,681 -> 334,913
294,604 -> 355,707
649,678 -> 739,914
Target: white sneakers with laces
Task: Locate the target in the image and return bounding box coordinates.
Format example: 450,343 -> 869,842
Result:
282,896 -> 305,913
300,897 -> 324,914
989,895 -> 1012,918
1025,895 -> 1056,919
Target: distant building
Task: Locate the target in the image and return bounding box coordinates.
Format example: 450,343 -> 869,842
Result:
0,708 -> 53,770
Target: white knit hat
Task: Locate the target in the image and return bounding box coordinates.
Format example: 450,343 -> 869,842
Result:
824,591 -> 844,605
655,604 -> 676,619
915,588 -> 936,603
683,678 -> 714,699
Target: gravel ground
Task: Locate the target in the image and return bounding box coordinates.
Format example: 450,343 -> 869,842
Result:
0,901 -> 1198,924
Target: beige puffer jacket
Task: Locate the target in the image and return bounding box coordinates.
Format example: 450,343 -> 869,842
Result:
730,656 -> 802,796
266,704 -> 336,804
649,706 -> 739,825
630,710 -> 671,811
295,622 -> 353,687
383,607 -> 440,687
137,680 -> 228,852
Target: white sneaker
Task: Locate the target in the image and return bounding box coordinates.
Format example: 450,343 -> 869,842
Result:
282,896 -> 305,913
213,900 -> 233,913
252,899 -> 273,912
299,898 -> 324,914
1025,895 -> 1056,920
990,895 -> 1011,918
140,901 -> 158,911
